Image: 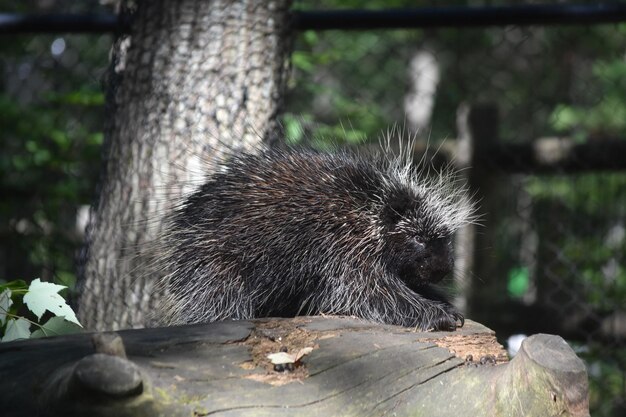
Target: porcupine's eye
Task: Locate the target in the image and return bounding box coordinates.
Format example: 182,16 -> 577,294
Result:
411,238 -> 426,256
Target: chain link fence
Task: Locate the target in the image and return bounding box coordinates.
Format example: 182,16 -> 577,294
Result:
1,0 -> 625,415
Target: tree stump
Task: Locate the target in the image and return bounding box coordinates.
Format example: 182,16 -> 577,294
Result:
0,317 -> 589,417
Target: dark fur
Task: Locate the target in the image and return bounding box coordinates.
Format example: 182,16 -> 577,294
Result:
156,147 -> 473,330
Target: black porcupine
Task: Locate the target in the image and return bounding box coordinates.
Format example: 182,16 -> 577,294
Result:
155,146 -> 474,331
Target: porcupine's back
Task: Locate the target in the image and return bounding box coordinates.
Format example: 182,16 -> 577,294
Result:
156,147 -> 474,330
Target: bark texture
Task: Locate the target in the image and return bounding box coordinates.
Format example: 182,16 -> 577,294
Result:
0,317 -> 590,417
78,0 -> 293,331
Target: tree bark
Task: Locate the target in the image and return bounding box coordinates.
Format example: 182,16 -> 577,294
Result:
77,0 -> 293,331
0,317 -> 590,417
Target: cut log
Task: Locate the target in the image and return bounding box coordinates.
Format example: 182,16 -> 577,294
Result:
0,317 -> 589,417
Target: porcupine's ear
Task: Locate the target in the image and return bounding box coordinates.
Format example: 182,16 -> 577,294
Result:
381,188 -> 412,227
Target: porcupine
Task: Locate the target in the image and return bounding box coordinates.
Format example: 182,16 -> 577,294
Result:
155,144 -> 475,331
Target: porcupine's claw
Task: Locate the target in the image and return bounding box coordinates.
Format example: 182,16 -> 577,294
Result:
433,306 -> 464,331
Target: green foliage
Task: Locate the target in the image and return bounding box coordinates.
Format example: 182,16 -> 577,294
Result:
550,60 -> 626,138
289,4 -> 626,148
0,91 -> 103,290
0,278 -> 82,342
284,18 -> 420,145
526,175 -> 626,215
0,31 -> 108,288
526,174 -> 626,312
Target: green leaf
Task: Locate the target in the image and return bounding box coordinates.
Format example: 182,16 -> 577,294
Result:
507,267 -> 530,298
23,279 -> 82,327
55,271 -> 76,289
2,318 -> 31,342
303,30 -> 318,46
284,117 -> 304,144
31,316 -> 83,338
0,279 -> 28,292
87,132 -> 104,146
292,51 -> 315,73
0,289 -> 12,326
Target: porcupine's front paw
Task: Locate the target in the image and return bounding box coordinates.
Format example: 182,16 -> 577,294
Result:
431,303 -> 464,331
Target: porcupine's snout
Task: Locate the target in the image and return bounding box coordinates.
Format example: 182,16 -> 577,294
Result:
392,235 -> 454,287
421,237 -> 454,283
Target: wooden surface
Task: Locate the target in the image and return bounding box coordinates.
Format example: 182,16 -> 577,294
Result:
0,316 -> 589,417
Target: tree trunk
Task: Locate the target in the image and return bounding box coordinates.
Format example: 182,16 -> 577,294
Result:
0,317 -> 590,417
404,50 -> 440,133
77,0 -> 293,331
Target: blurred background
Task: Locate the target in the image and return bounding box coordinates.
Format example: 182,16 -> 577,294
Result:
1,1 -> 624,415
